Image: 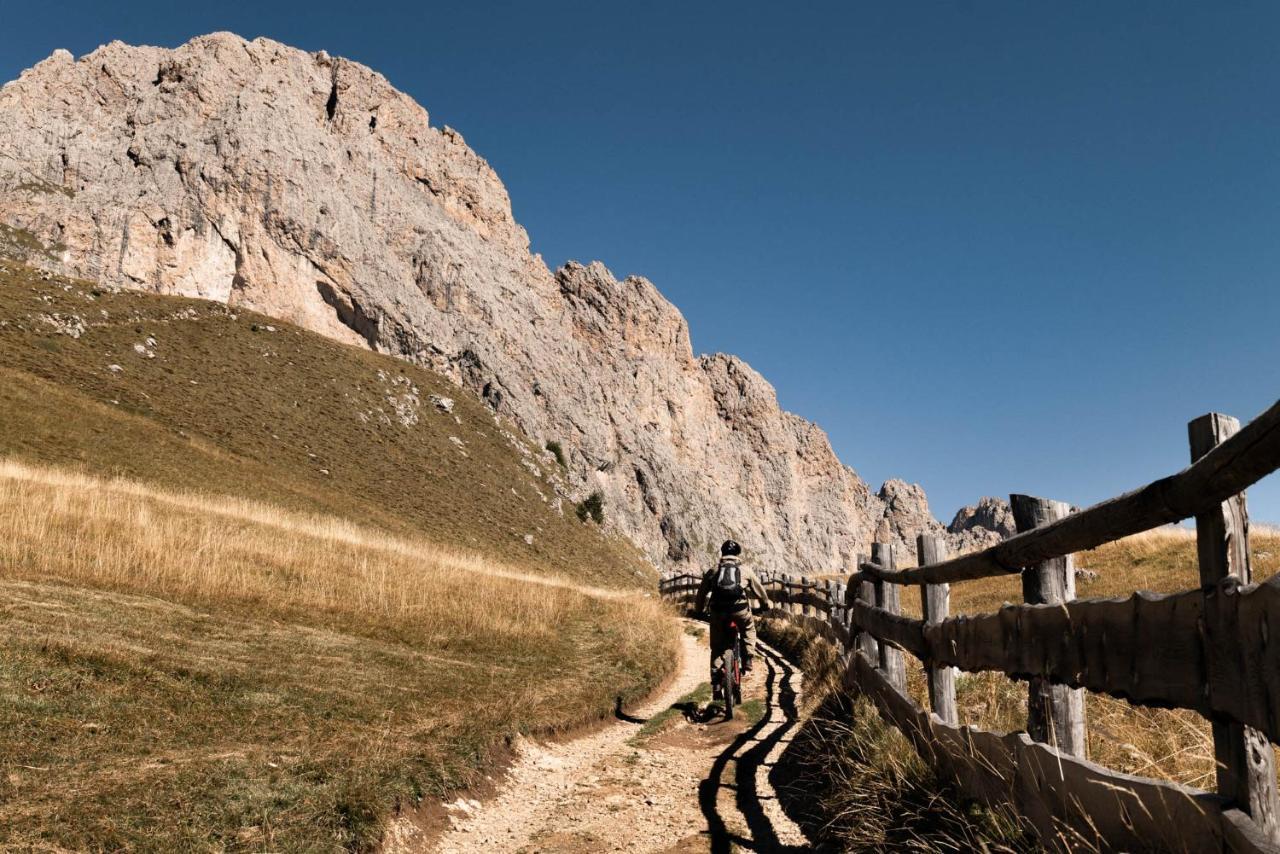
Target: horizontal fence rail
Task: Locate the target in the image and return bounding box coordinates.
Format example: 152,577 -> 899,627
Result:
659,400 -> 1280,854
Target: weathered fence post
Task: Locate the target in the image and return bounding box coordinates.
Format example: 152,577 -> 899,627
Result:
917,533 -> 957,725
1011,494 -> 1087,758
801,575 -> 812,618
871,542 -> 906,691
835,582 -> 847,650
1190,413 -> 1280,840
831,580 -> 841,622
850,551 -> 878,662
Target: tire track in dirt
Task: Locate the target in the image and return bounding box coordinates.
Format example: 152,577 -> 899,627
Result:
405,619 -> 813,853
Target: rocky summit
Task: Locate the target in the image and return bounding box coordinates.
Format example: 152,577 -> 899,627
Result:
947,496 -> 1017,551
0,33 -> 955,571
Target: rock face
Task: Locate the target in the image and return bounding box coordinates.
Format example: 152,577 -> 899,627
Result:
0,34 -> 944,572
947,496 -> 1016,552
876,480 -> 947,544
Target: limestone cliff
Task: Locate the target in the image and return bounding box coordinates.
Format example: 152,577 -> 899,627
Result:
0,33 -> 945,571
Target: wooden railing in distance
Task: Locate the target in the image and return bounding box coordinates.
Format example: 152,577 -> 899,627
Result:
659,399 -> 1280,854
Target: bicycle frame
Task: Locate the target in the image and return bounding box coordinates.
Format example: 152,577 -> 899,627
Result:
712,617 -> 744,719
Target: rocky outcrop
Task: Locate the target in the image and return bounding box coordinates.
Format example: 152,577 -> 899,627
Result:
947,496 -> 1016,552
0,34 -> 944,572
876,480 -> 946,543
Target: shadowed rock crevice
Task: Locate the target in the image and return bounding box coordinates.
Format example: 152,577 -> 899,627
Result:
316,279 -> 378,349
325,62 -> 339,121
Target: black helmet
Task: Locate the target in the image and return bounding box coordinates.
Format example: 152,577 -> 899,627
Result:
720,539 -> 742,557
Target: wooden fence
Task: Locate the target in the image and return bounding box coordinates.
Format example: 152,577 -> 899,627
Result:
659,402 -> 1280,853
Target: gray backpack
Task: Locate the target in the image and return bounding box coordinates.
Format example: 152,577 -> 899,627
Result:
710,561 -> 745,609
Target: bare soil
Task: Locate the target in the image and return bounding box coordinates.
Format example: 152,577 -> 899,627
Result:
397,621 -> 817,853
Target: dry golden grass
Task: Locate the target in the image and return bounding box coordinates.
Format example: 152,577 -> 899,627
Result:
0,459 -> 677,851
894,525 -> 1280,792
0,457 -> 626,625
932,525 -> 1280,618
762,618 -> 1032,851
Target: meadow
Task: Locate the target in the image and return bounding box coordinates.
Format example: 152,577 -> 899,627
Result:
0,460 -> 676,850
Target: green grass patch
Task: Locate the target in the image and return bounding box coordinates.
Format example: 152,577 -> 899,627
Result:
0,223 -> 65,260
738,697 -> 765,725
15,177 -> 76,198
576,490 -> 605,525
545,439 -> 566,467
630,682 -> 712,745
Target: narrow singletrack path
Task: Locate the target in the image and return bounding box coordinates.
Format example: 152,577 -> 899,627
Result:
418,620 -> 813,853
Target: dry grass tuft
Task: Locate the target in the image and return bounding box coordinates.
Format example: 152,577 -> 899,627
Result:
763,619 -> 1033,851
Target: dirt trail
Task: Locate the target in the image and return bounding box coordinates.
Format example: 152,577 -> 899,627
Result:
414,621 -> 814,853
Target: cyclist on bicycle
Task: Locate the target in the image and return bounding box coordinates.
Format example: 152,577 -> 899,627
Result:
694,540 -> 771,675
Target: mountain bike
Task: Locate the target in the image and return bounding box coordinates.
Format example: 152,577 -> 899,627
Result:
713,618 -> 744,720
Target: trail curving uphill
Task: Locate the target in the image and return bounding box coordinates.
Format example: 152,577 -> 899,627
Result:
415,621 -> 814,853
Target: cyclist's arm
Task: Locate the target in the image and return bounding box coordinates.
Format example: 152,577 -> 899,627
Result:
693,571 -> 713,614
748,574 -> 772,612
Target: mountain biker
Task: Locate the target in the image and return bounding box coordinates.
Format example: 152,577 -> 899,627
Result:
694,540 -> 771,675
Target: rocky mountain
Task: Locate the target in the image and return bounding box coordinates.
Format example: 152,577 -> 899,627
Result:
947,496 -> 1016,552
0,33 -> 948,572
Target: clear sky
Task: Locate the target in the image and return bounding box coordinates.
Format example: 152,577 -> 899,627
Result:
3,1 -> 1278,523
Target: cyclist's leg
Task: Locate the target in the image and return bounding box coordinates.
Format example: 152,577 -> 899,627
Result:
708,611 -> 727,680
740,610 -> 757,670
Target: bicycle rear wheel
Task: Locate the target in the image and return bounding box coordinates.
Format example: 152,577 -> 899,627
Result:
721,646 -> 736,720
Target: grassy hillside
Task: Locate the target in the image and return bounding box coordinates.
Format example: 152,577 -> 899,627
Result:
0,259 -> 678,850
0,257 -> 650,588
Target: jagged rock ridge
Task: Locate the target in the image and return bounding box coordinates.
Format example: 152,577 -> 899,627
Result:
0,33 -> 949,571
948,496 -> 1016,552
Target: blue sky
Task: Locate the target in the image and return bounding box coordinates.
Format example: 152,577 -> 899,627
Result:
3,1 -> 1278,523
